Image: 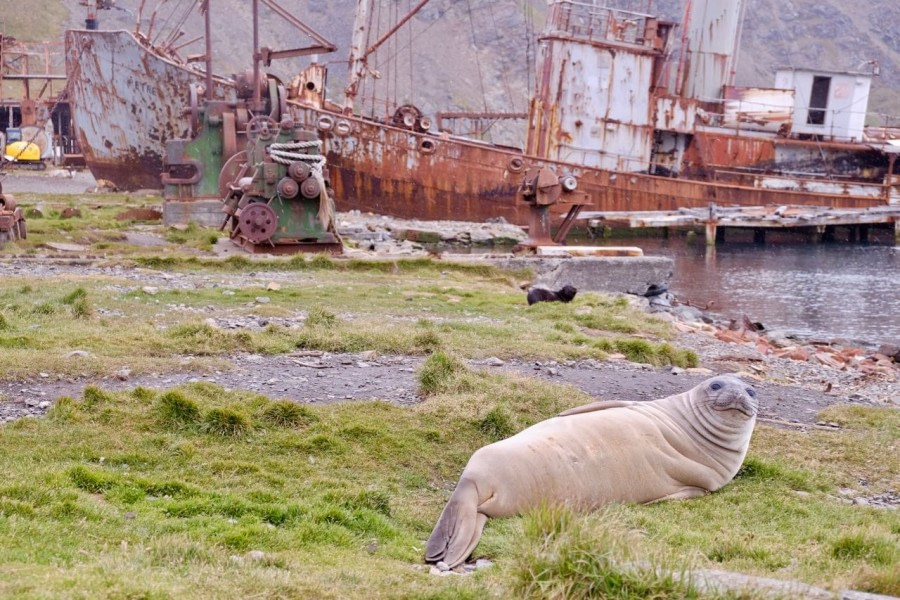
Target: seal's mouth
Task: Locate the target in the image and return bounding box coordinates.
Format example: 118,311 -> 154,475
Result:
713,398 -> 756,418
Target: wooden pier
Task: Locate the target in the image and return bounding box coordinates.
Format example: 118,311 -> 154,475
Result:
581,204 -> 900,245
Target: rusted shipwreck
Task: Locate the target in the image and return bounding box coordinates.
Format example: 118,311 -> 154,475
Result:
64,0 -> 900,235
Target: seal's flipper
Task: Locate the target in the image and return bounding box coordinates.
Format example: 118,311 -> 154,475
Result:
646,486 -> 709,503
425,478 -> 482,566
558,400 -> 634,417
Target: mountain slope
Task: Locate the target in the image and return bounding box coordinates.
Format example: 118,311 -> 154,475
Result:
31,0 -> 900,137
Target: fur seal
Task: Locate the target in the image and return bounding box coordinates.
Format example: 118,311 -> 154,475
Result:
425,375 -> 757,568
527,284 -> 578,305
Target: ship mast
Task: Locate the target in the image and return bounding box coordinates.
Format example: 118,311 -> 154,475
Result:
344,0 -> 434,115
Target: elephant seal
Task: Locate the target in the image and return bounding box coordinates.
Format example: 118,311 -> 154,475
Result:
425,375 -> 758,568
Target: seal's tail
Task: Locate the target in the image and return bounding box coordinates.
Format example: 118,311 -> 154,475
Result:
425,478 -> 487,568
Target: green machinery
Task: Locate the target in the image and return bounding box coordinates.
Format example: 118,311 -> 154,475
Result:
163,83 -> 341,254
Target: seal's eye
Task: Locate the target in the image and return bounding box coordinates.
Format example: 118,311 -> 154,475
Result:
746,388 -> 756,398
710,382 -> 722,391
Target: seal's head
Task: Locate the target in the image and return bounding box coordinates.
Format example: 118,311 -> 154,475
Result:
557,285 -> 578,302
699,375 -> 758,419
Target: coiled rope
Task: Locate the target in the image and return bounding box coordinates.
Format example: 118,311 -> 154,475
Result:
265,140 -> 335,232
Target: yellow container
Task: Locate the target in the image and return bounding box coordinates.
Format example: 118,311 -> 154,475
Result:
4,141 -> 42,162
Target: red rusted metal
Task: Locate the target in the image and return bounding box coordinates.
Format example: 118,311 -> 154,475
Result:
65,1 -> 900,233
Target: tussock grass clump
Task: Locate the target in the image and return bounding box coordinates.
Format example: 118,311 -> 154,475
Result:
510,505 -> 705,599
734,456 -> 822,491
203,407 -> 251,436
594,338 -> 698,368
61,287 -> 87,305
82,385 -> 115,407
260,401 -> 317,428
0,312 -> 8,330
47,396 -> 79,423
31,301 -> 56,316
70,296 -> 93,319
413,328 -> 442,352
156,391 -> 201,428
131,387 -> 156,402
418,351 -> 472,396
477,406 -> 516,441
68,465 -> 117,494
306,306 -> 338,328
831,534 -> 897,565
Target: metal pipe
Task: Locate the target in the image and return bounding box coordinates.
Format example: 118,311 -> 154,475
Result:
203,0 -> 212,101
252,0 -> 261,110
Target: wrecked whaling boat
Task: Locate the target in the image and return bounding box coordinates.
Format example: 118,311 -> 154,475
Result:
65,0 -> 900,237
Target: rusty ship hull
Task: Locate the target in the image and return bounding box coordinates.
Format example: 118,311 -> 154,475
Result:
64,1 -> 900,224
65,30 -> 238,190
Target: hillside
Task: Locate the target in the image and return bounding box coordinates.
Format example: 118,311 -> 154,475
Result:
6,0 -> 899,139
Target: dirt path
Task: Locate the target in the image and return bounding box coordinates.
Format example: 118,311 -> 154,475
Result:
2,344 -> 892,427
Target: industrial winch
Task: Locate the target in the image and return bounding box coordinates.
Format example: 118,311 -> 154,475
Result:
219,116 -> 342,254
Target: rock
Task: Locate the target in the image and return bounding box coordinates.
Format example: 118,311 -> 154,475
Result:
24,397 -> 41,407
60,207 -> 82,219
255,297 -> 271,304
44,242 -> 88,253
435,561 -> 450,572
115,208 -> 163,222
141,286 -> 159,295
475,559 -> 493,570
266,282 -> 281,291
38,401 -> 51,409
39,372 -> 49,378
484,356 -> 505,367
116,368 -> 131,381
876,343 -> 900,363
359,350 -> 377,360
669,366 -> 685,375
65,350 -> 93,359
124,511 -> 136,520
852,497 -> 870,506
246,550 -> 266,561
222,290 -> 236,296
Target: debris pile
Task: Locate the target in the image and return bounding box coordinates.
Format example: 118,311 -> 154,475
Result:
666,309 -> 899,380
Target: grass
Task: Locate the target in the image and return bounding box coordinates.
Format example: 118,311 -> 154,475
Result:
0,251 -> 692,379
0,192 -> 895,597
0,377 -> 896,598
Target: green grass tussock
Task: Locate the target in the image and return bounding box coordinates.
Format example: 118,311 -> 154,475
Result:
157,390 -> 202,428
418,351 -> 473,396
510,505 -> 715,599
259,401 -> 317,428
203,408 -> 252,436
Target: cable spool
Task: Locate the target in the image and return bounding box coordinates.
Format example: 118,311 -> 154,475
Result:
300,177 -> 321,199
277,177 -> 300,199
288,161 -> 312,182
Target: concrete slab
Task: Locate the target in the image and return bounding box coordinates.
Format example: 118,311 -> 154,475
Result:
448,254 -> 674,296
164,200 -> 225,228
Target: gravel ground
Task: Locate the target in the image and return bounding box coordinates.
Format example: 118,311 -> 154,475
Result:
1,258 -> 896,429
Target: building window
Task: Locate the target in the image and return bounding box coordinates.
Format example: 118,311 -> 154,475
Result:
807,76 -> 830,125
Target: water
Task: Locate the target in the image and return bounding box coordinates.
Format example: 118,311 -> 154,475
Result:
618,238 -> 900,347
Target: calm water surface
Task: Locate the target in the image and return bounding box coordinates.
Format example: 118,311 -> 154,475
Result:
593,238 -> 900,346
